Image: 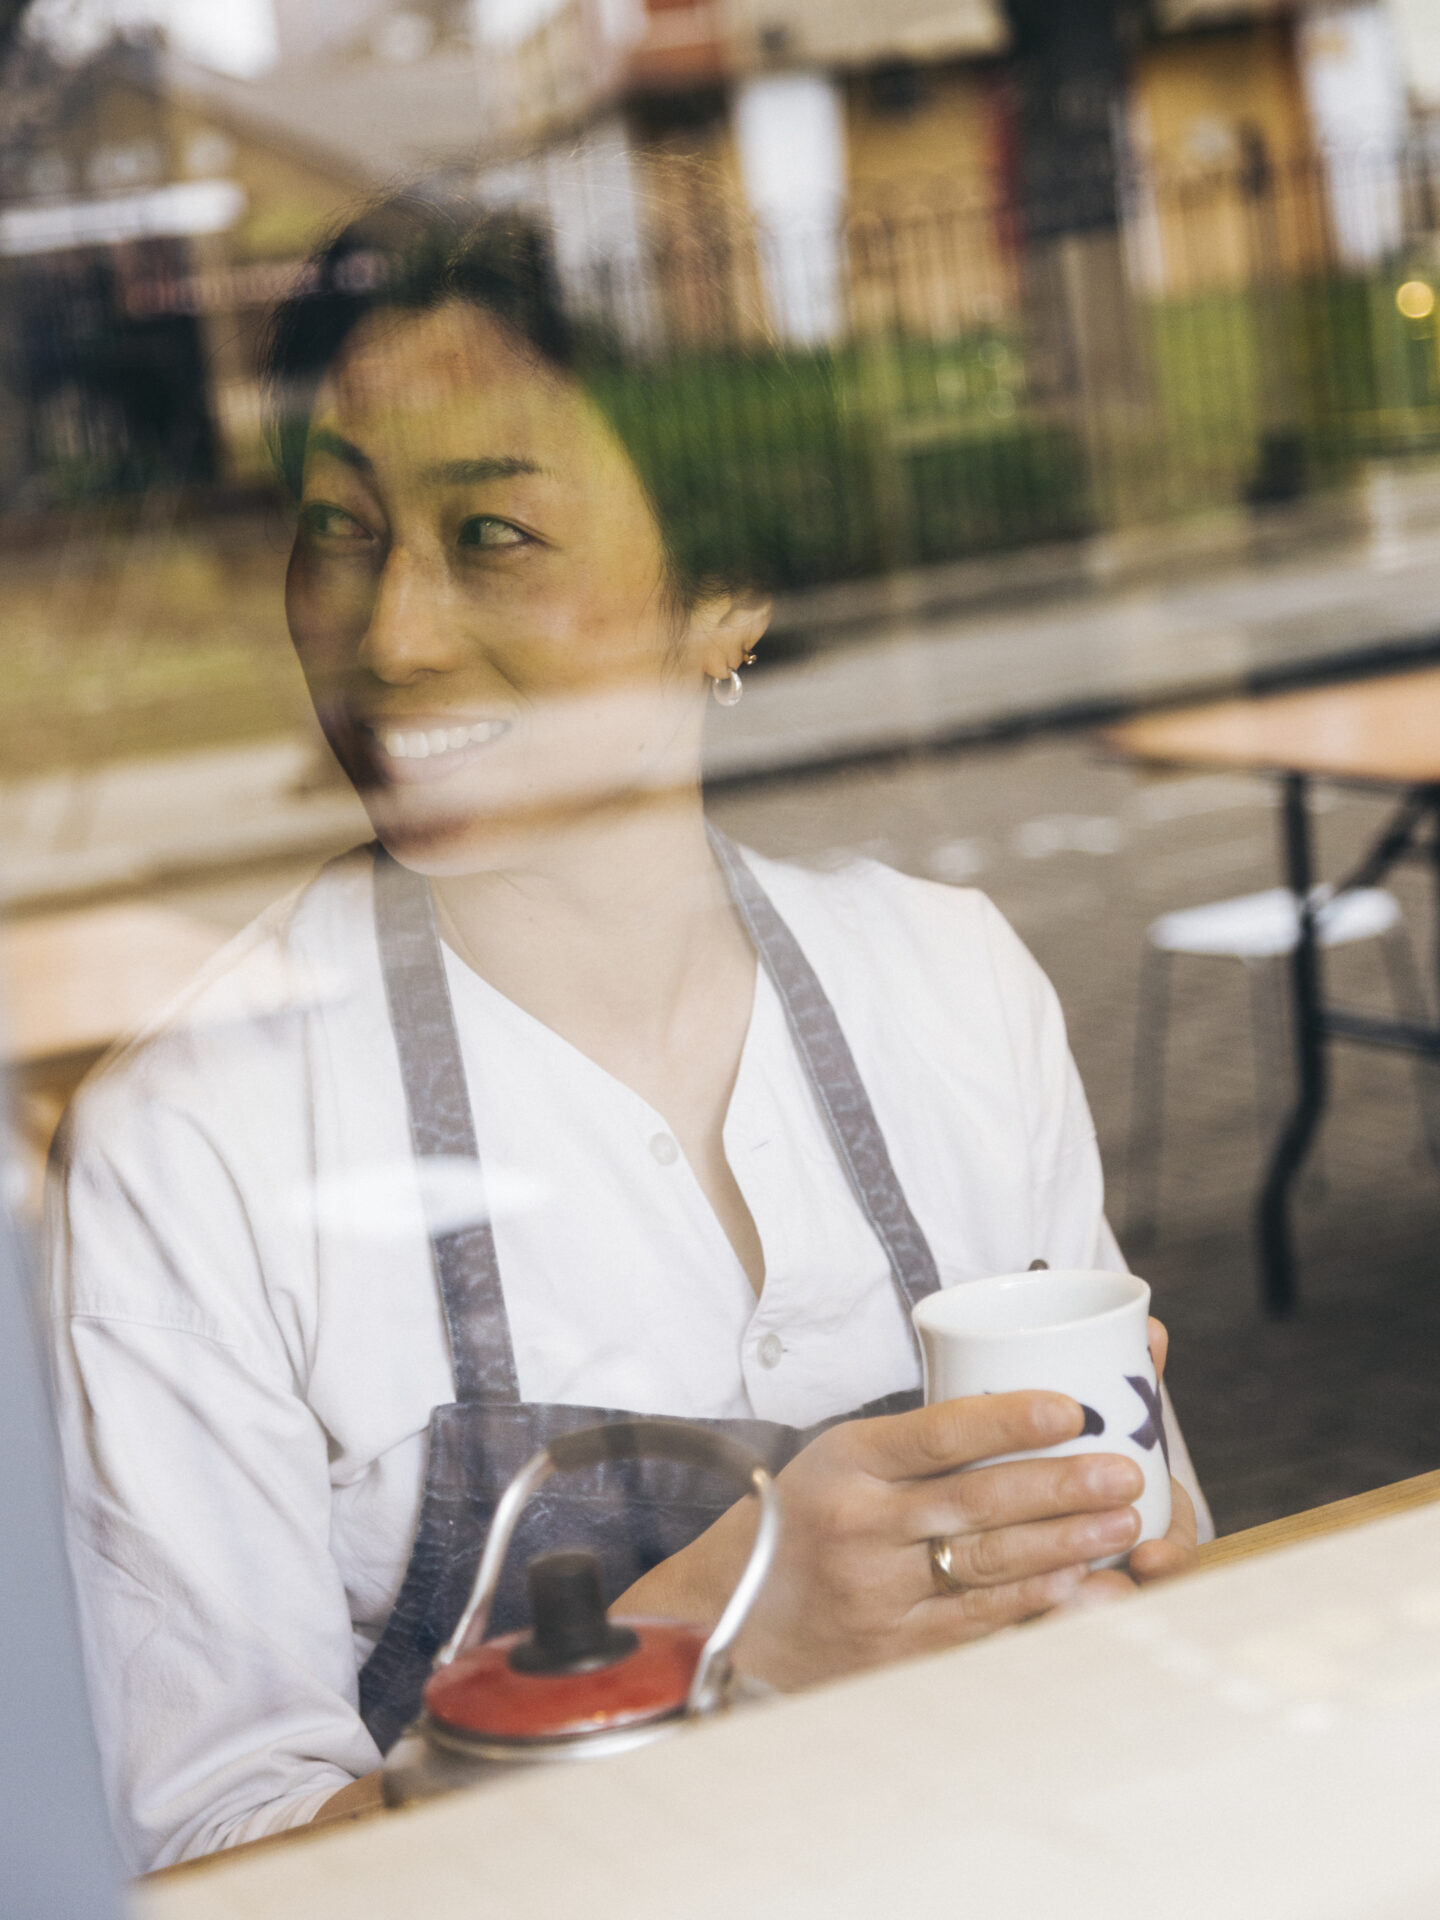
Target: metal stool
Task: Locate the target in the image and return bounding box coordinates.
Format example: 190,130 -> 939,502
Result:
1124,885 -> 1438,1246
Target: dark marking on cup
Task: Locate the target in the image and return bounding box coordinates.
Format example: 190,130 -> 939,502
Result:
1126,1374 -> 1170,1468
1079,1403 -> 1106,1437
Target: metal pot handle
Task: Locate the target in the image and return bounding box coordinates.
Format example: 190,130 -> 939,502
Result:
433,1418 -> 779,1716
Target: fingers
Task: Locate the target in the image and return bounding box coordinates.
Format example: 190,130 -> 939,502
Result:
1129,1479 -> 1199,1584
1147,1315 -> 1169,1380
904,1449 -> 1143,1541
859,1391 -> 1084,1482
916,1505 -> 1141,1592
1067,1568 -> 1137,1608
1062,1481 -> 1200,1596
903,1564 -> 1091,1652
1128,1538 -> 1192,1583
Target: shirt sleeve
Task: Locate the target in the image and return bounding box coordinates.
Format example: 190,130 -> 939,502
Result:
46,1080 -> 382,1872
977,896 -> 1214,1542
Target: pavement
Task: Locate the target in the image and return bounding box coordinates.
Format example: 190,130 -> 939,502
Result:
710,474 -> 1440,784
7,466 -> 1440,910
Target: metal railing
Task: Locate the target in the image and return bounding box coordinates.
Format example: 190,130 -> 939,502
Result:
6,143 -> 1440,588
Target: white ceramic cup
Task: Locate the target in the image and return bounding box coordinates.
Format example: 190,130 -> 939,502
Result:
911,1270 -> 1172,1569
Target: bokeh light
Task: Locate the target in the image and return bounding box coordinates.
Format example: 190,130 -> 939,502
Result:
1395,279 -> 1436,321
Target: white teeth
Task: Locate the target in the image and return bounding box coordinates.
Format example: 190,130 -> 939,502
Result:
379,721 -> 508,760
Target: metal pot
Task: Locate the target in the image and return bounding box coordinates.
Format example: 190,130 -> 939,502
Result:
382,1419 -> 779,1805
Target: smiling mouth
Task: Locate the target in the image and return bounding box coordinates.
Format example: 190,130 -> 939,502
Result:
367,719 -> 512,761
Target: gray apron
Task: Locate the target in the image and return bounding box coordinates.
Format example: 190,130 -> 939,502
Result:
357,833 -> 942,1752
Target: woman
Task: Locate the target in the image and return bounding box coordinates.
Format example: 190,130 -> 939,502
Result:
48,199 -> 1206,1871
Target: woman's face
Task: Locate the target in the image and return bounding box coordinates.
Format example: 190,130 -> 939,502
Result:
285,300 -> 755,873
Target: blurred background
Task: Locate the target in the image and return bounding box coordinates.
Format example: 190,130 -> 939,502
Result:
3,0 -> 1440,1533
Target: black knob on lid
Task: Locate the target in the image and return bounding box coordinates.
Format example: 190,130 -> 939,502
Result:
507,1550 -> 641,1675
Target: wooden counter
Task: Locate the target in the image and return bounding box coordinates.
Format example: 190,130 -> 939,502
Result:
137,1470 -> 1440,1917
1196,1467 -> 1440,1571
133,1491 -> 1440,1920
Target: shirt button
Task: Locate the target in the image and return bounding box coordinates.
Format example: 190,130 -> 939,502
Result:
649,1132 -> 679,1166
757,1332 -> 784,1369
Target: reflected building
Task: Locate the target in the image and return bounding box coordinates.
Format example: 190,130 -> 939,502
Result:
2,2 -> 1440,526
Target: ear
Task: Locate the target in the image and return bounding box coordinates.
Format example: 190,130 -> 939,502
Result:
690,588 -> 773,682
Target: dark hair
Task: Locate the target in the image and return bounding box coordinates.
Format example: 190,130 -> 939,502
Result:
261,194 -> 743,606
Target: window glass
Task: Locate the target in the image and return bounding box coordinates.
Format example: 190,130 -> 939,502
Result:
3,0 -> 1438,1882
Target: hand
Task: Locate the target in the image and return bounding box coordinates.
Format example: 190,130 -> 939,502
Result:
615,1387 -> 1143,1692
1073,1317 -> 1201,1604
732,1390 -> 1148,1689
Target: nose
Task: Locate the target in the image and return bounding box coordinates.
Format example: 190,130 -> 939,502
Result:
357,543 -> 464,684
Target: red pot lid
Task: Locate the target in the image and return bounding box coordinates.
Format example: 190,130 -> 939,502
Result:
424,1619 -> 705,1741
422,1551 -> 705,1743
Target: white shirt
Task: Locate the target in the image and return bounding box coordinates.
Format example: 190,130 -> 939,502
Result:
46,845 -> 1208,1870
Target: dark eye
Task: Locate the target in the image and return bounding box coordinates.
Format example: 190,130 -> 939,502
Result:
457,516 -> 527,551
300,502 -> 373,543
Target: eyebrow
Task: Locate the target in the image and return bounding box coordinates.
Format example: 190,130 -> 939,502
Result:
306,428 -> 373,474
305,433 -> 542,488
420,456 -> 543,486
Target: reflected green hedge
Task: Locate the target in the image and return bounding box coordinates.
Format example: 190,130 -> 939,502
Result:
591,340 -> 1092,593
1145,270 -> 1440,510
593,273 -> 1440,593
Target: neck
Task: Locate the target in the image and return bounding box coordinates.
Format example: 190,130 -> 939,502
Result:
429,791 -> 745,1046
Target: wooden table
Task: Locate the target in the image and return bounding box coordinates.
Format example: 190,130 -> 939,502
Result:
0,904 -> 229,1200
1101,663 -> 1440,1313
138,1471 -> 1440,1919
1195,1465 -> 1440,1568
143,1465 -> 1440,1894
0,903 -> 229,1071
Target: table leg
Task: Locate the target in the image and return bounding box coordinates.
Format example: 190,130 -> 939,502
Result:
1257,774 -> 1326,1315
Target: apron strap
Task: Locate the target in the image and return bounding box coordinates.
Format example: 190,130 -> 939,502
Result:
708,828 -> 942,1317
372,846 -> 520,1402
373,832 -> 940,1405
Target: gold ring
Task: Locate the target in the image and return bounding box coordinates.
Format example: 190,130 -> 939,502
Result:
928,1536 -> 964,1595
